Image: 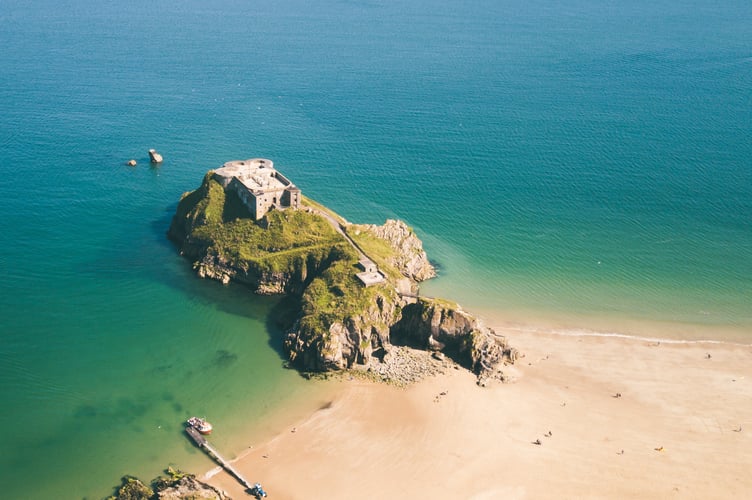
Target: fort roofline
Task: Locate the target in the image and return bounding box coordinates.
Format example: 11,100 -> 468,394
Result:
212,158 -> 301,220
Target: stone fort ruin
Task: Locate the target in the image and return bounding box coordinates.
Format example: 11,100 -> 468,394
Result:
212,158 -> 301,220
213,158 -> 385,287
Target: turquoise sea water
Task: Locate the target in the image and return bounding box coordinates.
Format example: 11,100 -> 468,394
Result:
1,0 -> 751,497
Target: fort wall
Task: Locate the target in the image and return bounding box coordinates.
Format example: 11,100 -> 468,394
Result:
213,158 -> 301,220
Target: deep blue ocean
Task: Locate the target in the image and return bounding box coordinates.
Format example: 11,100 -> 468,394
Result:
1,0 -> 750,497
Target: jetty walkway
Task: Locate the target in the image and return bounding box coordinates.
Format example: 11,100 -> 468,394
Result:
185,426 -> 254,491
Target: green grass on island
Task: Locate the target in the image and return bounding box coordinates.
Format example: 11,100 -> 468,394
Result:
173,173 -> 405,353
176,174 -> 352,275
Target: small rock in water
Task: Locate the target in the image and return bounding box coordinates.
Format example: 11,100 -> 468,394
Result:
127,159 -> 137,166
149,148 -> 163,163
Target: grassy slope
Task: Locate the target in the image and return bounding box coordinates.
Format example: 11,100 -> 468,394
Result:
179,176 -> 352,275
175,174 -> 402,356
342,227 -> 404,282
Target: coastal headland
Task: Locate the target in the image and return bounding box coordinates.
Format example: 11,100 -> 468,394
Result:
162,160 -> 752,500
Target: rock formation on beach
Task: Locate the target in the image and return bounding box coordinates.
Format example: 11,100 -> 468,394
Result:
392,299 -> 519,385
168,166 -> 517,384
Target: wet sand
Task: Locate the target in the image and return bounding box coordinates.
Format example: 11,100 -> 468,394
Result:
206,327 -> 752,499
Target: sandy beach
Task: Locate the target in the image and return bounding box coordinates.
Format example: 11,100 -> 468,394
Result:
206,326 -> 752,499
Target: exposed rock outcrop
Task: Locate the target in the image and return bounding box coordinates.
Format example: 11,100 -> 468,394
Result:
391,298 -> 519,385
286,291 -> 517,385
368,345 -> 451,386
107,469 -> 230,500
191,245 -> 343,294
149,149 -> 163,163
285,287 -> 399,371
465,326 -> 520,386
349,219 -> 435,282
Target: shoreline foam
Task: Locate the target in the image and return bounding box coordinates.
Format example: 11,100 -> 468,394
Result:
501,325 -> 752,347
474,305 -> 752,345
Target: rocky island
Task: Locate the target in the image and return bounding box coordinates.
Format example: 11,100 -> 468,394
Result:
168,159 -> 517,385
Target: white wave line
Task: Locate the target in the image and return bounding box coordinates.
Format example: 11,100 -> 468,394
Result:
501,325 -> 752,347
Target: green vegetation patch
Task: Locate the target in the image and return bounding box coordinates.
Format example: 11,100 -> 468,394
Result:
417,296 -> 459,312
302,258 -> 366,324
193,210 -> 343,263
107,475 -> 154,500
298,252 -> 397,347
344,226 -> 403,281
173,173 -> 405,361
179,173 -> 225,226
178,176 -> 350,275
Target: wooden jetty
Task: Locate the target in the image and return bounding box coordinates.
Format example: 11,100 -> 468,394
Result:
185,426 -> 254,491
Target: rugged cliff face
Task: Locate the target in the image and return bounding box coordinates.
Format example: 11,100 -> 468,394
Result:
169,171 -> 517,385
348,219 -> 436,282
286,286 -> 399,371
191,243 -> 345,294
392,298 -> 519,385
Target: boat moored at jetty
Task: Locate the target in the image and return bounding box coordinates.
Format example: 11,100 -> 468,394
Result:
186,416 -> 213,435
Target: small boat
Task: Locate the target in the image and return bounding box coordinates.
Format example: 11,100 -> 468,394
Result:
186,416 -> 213,435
